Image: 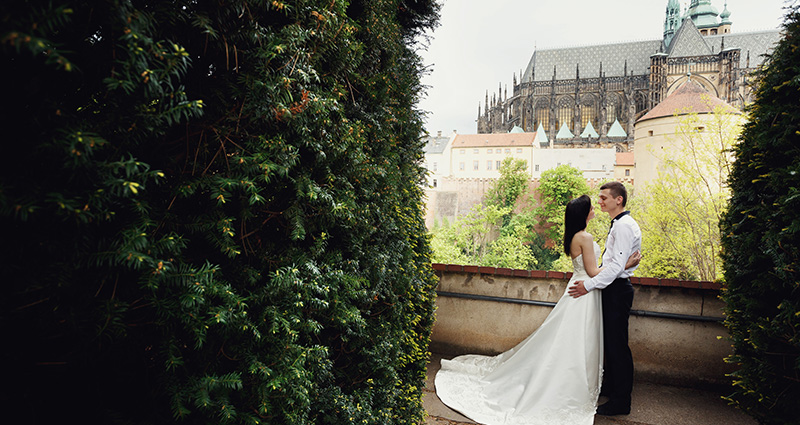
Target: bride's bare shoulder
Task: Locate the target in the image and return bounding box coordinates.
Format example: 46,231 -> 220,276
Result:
574,230 -> 593,242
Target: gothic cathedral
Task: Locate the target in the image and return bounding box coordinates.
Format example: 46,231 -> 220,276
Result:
476,0 -> 780,152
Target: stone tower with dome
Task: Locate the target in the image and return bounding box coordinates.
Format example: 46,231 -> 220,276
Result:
476,0 -> 778,152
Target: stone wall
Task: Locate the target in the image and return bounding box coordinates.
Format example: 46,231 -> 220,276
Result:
430,264 -> 731,389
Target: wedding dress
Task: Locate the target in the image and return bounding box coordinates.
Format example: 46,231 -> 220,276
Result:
434,242 -> 603,425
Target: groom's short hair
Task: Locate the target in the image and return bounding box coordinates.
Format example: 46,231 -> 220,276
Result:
600,181 -> 627,206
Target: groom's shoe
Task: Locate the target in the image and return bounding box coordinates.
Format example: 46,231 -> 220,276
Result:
596,401 -> 630,416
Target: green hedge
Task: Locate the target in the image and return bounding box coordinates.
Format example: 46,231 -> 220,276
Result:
0,1 -> 439,423
720,4 -> 800,424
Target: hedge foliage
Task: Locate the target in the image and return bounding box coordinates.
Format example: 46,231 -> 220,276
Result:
720,4 -> 800,424
0,1 -> 439,423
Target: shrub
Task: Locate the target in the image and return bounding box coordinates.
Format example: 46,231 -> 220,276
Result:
0,1 -> 439,423
720,4 -> 800,424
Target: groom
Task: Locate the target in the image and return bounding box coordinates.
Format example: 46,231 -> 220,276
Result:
567,181 -> 641,416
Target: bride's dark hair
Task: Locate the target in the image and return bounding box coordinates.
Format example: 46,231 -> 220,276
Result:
563,195 -> 592,255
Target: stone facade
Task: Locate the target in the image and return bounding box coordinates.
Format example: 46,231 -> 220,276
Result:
477,0 -> 779,152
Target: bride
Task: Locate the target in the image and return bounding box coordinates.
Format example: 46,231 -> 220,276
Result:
434,195 -> 640,425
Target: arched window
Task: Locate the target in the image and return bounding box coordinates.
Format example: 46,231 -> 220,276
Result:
606,94 -> 620,126
534,98 -> 549,131
556,96 -> 573,131
635,91 -> 648,116
580,94 -> 598,128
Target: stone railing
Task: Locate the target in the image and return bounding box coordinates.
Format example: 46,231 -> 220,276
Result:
430,263 -> 730,389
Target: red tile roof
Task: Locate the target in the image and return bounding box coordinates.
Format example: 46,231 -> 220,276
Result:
616,152 -> 634,166
452,132 -> 537,148
636,79 -> 739,123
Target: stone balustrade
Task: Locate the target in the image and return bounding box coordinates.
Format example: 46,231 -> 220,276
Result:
431,263 -> 731,389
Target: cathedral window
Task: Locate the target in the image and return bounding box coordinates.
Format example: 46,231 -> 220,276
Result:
534,98 -> 550,131
606,96 -> 619,126
580,95 -> 598,129
636,92 -> 648,116
556,97 -> 574,132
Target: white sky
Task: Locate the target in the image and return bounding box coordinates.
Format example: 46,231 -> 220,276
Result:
416,0 -> 790,136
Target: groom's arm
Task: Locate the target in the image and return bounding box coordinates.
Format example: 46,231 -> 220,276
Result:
584,222 -> 637,292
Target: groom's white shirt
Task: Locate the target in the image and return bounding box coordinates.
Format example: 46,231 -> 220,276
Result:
584,213 -> 641,292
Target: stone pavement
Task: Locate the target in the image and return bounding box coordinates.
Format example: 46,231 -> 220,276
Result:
424,353 -> 756,425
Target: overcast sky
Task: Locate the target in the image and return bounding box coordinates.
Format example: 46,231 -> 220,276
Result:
416,0 -> 791,136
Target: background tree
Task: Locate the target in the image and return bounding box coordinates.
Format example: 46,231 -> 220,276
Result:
430,158 -> 537,269
720,4 -> 800,423
534,164 -> 592,250
632,105 -> 740,281
0,1 -> 439,424
485,157 -> 529,218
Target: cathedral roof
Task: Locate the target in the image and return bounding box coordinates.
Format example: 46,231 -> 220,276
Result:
521,22 -> 778,83
522,39 -> 663,82
636,78 -> 739,123
668,18 -> 712,56
452,132 -> 536,148
705,30 -> 780,62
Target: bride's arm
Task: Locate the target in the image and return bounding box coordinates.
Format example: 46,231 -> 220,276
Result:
578,233 -> 602,277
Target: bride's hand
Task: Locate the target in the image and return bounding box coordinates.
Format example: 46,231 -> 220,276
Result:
626,251 -> 642,269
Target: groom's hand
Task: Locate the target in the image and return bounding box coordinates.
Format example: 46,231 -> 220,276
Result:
568,281 -> 588,298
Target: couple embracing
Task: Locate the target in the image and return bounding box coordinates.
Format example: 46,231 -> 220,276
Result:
435,181 -> 642,425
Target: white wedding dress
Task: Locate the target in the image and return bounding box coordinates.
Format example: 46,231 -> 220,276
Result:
435,242 -> 604,425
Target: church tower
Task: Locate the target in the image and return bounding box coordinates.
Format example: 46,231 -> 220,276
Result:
687,0 -> 722,35
663,0 -> 681,48
718,2 -> 732,34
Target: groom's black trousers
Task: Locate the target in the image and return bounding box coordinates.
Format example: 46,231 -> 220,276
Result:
602,277 -> 634,406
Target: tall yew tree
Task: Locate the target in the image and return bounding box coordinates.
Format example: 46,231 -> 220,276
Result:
0,1 -> 439,424
720,3 -> 800,424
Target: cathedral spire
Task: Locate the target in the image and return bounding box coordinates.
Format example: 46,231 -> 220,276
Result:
663,0 -> 681,48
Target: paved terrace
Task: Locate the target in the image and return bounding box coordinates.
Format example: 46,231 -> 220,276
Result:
424,353 -> 755,425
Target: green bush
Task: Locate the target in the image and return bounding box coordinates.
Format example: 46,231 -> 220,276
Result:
720,4 -> 800,424
0,1 -> 439,424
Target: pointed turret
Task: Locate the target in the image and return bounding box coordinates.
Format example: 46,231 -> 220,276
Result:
663,0 -> 681,48
580,120 -> 599,138
556,122 -> 575,140
719,1 -> 732,34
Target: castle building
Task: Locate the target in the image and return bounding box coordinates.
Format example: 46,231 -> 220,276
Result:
476,0 -> 779,152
